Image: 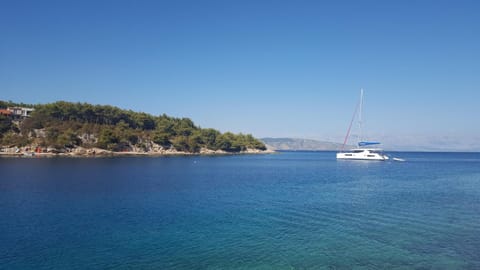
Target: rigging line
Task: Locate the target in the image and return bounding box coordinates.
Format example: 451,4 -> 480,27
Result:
341,98 -> 360,151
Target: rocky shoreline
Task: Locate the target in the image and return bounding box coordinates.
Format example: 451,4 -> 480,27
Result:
0,146 -> 275,158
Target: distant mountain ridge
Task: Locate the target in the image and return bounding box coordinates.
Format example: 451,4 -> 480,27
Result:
261,137 -> 351,151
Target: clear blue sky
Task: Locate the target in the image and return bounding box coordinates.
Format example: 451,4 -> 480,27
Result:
1,0 -> 479,150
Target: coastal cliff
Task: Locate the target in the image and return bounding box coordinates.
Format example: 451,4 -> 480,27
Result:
0,101 -> 270,157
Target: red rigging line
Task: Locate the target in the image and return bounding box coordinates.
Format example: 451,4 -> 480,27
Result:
341,98 -> 360,151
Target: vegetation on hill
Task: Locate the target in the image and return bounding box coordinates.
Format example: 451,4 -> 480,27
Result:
0,101 -> 266,153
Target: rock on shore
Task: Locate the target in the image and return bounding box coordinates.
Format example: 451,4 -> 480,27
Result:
0,145 -> 274,157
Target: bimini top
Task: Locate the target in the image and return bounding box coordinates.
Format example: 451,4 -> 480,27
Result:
358,141 -> 381,147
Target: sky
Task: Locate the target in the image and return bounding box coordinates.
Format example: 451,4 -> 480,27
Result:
1,0 -> 479,150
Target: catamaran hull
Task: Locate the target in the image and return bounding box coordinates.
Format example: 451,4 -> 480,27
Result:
336,152 -> 389,161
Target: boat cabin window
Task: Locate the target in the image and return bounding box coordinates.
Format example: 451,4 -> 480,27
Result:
353,150 -> 364,153
345,154 -> 352,156
367,155 -> 375,157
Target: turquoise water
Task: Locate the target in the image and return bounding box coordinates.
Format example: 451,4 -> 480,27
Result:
1,152 -> 480,269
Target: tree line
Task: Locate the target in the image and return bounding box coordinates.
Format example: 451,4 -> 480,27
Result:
0,101 -> 266,152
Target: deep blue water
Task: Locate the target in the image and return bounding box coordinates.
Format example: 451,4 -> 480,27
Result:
1,152 -> 480,269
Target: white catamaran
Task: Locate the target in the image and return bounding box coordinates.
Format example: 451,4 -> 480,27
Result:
336,89 -> 389,161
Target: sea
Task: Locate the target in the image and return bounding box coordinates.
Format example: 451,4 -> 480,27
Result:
1,151 -> 479,269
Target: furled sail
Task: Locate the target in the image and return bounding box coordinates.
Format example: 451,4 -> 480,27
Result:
358,141 -> 380,147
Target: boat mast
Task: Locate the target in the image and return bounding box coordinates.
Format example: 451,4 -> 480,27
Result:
358,88 -> 364,144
